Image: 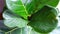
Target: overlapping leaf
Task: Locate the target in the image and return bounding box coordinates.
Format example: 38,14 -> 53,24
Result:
6,0 -> 44,19
4,26 -> 40,34
1,0 -> 59,34
28,6 -> 58,33
39,0 -> 59,7
3,10 -> 28,28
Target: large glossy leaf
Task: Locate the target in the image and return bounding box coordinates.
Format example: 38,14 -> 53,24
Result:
3,10 -> 28,28
28,6 -> 58,33
39,0 -> 59,7
6,0 -> 44,19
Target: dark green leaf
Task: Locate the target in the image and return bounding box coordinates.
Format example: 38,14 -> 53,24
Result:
6,0 -> 44,19
28,6 -> 58,33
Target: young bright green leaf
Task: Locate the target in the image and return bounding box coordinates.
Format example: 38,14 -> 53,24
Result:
28,6 -> 58,33
40,0 -> 59,7
3,10 -> 28,28
6,0 -> 44,19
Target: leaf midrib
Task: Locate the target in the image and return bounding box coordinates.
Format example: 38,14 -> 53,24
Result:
20,0 -> 29,16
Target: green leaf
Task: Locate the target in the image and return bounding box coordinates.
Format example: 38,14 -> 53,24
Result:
46,0 -> 59,7
40,0 -> 59,7
6,0 -> 44,19
0,28 -> 18,34
5,26 -> 40,34
28,6 -> 58,33
7,28 -> 21,34
4,27 -> 30,34
3,10 -> 28,28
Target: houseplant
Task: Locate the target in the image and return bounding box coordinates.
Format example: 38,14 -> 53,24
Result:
0,0 -> 59,34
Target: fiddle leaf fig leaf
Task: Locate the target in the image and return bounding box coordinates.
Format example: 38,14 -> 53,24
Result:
3,10 -> 28,28
5,26 -> 40,34
40,0 -> 59,7
0,26 -> 44,34
28,6 -> 58,33
46,0 -> 59,7
6,0 -> 44,19
4,27 -> 31,34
